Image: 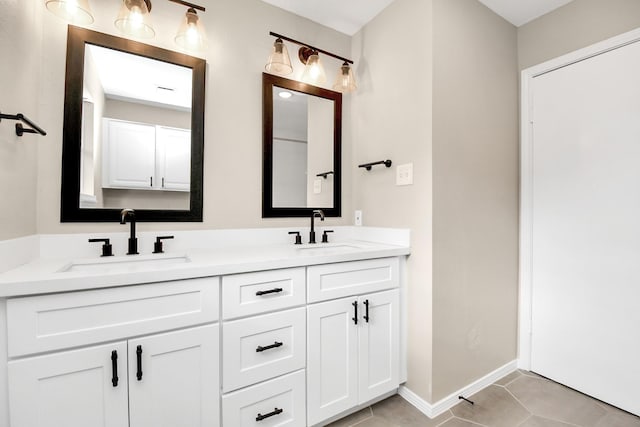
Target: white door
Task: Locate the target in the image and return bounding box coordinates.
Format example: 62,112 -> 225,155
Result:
103,119 -> 156,189
156,126 -> 191,191
307,298 -> 358,426
128,325 -> 220,427
8,342 -> 129,427
358,290 -> 399,403
530,39 -> 640,416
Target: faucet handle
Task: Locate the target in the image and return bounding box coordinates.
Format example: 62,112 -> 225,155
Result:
153,236 -> 174,254
88,238 -> 113,257
321,230 -> 334,243
288,231 -> 302,245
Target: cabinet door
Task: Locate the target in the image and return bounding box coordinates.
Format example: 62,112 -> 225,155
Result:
358,290 -> 400,403
156,126 -> 191,191
103,119 -> 156,189
307,298 -> 358,426
129,324 -> 219,427
8,342 -> 128,427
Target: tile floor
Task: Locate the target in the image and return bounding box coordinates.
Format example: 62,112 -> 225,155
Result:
327,370 -> 640,427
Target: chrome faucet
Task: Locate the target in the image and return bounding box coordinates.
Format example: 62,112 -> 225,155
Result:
120,208 -> 138,255
309,209 -> 325,244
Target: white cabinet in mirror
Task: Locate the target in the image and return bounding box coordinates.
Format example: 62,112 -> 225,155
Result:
88,118 -> 191,210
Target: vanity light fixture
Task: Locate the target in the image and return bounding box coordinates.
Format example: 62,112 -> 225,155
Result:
114,0 -> 155,39
45,0 -> 207,51
45,0 -> 94,25
172,0 -> 207,52
265,38 -> 294,75
266,31 -> 357,93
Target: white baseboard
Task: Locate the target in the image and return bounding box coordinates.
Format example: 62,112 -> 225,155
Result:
398,359 -> 518,418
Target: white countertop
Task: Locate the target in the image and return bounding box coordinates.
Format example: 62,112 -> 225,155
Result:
0,240 -> 410,297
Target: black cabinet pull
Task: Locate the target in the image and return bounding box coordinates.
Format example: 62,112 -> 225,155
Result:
256,288 -> 283,296
111,350 -> 119,387
256,341 -> 283,352
352,301 -> 358,325
256,408 -> 283,422
162,177 -> 165,188
364,299 -> 370,323
136,345 -> 143,381
150,177 -> 153,187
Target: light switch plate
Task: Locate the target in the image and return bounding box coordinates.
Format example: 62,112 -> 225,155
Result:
355,210 -> 363,226
396,163 -> 414,186
313,179 -> 322,194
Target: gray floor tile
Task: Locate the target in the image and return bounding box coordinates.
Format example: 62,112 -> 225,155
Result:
439,418 -> 485,427
594,410 -> 640,427
507,375 -> 607,427
351,416 -> 394,427
326,407 -> 373,427
451,385 -> 530,427
518,415 -> 575,427
495,371 -> 523,386
372,394 -> 451,427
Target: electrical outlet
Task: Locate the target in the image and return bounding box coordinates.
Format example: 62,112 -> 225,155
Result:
313,179 -> 322,194
396,163 -> 414,186
355,210 -> 363,226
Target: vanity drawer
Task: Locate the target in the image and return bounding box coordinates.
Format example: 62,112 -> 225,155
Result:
7,277 -> 219,358
307,257 -> 399,303
222,268 -> 305,320
222,307 -> 305,392
222,369 -> 305,427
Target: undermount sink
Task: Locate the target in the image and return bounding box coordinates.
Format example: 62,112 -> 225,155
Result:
296,243 -> 363,255
59,255 -> 191,274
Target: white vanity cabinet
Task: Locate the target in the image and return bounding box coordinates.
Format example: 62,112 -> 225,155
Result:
306,258 -> 400,426
221,268 -> 307,426
5,278 -> 220,427
102,118 -> 191,191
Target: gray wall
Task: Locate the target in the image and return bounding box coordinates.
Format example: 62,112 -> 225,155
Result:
432,0 -> 519,401
352,0 -> 435,401
0,0 -> 41,240
518,0 -> 640,70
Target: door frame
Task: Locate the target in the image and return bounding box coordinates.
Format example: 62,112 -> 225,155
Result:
518,26 -> 640,370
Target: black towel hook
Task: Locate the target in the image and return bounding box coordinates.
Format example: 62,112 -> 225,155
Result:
0,111 -> 47,137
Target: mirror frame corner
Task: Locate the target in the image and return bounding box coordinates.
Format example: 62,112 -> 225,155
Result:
262,72 -> 342,218
60,25 -> 206,223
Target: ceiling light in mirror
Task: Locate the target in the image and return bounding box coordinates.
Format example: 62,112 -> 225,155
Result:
115,0 -> 155,39
278,91 -> 293,99
265,38 -> 293,75
45,0 -> 94,25
333,62 -> 357,93
175,7 -> 207,52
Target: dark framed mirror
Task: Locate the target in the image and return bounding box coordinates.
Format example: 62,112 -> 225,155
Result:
262,73 -> 342,217
61,26 -> 206,222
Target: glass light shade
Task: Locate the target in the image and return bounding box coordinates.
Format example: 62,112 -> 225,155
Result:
175,8 -> 207,52
114,0 -> 155,39
45,0 -> 94,25
333,62 -> 357,93
301,53 -> 326,84
265,38 -> 293,75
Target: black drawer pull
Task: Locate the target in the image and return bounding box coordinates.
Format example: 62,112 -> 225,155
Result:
364,299 -> 370,323
352,300 -> 358,325
136,345 -> 143,381
256,408 -> 283,422
111,350 -> 119,387
256,341 -> 283,352
256,288 -> 283,296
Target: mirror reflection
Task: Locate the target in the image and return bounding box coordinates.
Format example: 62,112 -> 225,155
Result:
80,44 -> 192,211
61,26 -> 206,222
262,73 -> 342,218
272,87 -> 334,208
